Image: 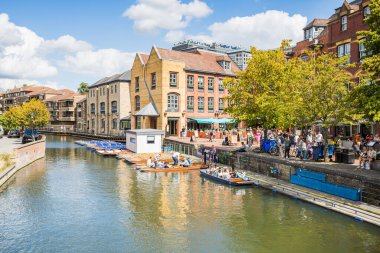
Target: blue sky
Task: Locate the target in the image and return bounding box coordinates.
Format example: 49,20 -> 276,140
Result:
0,0 -> 345,91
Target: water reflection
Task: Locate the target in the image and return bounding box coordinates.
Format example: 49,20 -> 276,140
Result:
0,135 -> 379,253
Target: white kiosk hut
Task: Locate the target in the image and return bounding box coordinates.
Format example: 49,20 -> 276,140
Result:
125,129 -> 165,153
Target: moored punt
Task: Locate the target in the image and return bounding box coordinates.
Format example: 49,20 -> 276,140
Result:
200,169 -> 257,186
95,149 -> 122,157
139,164 -> 208,173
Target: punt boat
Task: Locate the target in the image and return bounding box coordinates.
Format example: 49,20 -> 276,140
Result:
200,169 -> 257,186
139,164 -> 208,173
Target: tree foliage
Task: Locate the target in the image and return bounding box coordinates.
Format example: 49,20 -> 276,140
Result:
225,42 -> 354,131
77,82 -> 89,94
0,99 -> 50,130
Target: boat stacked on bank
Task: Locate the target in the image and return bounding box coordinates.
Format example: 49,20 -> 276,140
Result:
75,140 -> 126,156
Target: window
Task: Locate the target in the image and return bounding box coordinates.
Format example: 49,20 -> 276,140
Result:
114,85 -> 117,93
341,15 -> 347,31
337,43 -> 351,63
135,77 -> 140,92
136,116 -> 141,129
112,119 -> 117,129
169,72 -> 177,87
90,103 -> 95,114
135,96 -> 140,110
218,79 -> 224,92
147,136 -> 155,144
167,93 -> 179,112
151,73 -> 156,90
187,75 -> 194,90
359,43 -> 366,61
130,137 -> 136,143
187,96 -> 194,112
100,102 -> 105,114
301,55 -> 310,62
363,6 -> 370,18
198,97 -> 204,112
208,97 -> 214,112
223,61 -> 231,70
111,101 -> 117,113
198,76 -> 204,91
305,28 -> 312,40
219,98 -> 224,111
208,78 -> 214,92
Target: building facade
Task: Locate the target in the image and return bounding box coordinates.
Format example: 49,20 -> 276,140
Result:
44,92 -> 85,131
130,46 -> 239,136
87,71 -> 131,136
75,97 -> 87,132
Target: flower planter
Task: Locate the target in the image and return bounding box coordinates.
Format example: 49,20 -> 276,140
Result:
187,131 -> 195,137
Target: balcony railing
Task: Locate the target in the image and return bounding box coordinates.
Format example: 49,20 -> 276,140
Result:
59,116 -> 75,121
166,108 -> 179,112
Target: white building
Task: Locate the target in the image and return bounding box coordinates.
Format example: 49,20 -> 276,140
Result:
126,129 -> 165,153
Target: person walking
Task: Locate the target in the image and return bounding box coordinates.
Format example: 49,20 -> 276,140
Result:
278,133 -> 285,158
255,128 -> 261,146
209,129 -> 214,142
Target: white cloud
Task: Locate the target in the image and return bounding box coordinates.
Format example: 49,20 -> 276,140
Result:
166,10 -> 307,50
60,49 -> 135,76
123,0 -> 212,34
42,35 -> 93,53
208,10 -> 307,49
0,13 -> 57,78
0,13 -> 136,89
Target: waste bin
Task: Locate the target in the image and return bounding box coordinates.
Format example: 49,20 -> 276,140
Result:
342,152 -> 355,164
335,151 -> 342,163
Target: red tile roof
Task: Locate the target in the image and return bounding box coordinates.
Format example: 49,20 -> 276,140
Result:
156,48 -> 240,76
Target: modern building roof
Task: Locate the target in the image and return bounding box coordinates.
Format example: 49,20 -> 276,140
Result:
156,47 -> 240,76
303,18 -> 329,30
126,129 -> 165,135
90,70 -> 131,88
135,102 -> 159,116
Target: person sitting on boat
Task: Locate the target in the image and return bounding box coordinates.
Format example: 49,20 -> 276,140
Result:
172,151 -> 180,166
157,161 -> 165,168
163,162 -> 170,168
146,157 -> 155,168
154,153 -> 160,168
182,158 -> 191,167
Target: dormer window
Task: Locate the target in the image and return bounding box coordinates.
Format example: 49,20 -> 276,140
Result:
341,15 -> 347,31
363,6 -> 370,18
222,61 -> 231,70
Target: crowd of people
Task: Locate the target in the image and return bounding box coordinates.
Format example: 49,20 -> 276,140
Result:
146,152 -> 192,169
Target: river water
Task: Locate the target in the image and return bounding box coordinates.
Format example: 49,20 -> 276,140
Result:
0,136 -> 379,253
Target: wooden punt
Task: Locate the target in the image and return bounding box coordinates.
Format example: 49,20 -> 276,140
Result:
139,164 -> 208,173
95,149 -> 122,156
200,169 -> 257,186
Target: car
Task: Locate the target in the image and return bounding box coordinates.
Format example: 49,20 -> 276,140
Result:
8,130 -> 21,138
22,135 -> 34,144
0,125 -> 4,138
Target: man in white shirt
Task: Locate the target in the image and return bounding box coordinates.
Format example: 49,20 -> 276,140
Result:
315,131 -> 323,144
147,157 -> 154,168
172,152 -> 180,166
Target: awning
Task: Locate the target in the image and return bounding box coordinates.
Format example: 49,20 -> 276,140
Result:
188,117 -> 235,124
135,103 -> 159,116
120,116 -> 130,122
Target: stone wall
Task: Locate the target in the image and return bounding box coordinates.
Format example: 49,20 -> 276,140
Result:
233,152 -> 380,206
0,139 -> 46,187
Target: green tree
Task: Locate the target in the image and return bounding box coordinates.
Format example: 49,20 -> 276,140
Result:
0,99 -> 49,131
348,1 -> 380,122
77,82 -> 89,94
225,41 -> 306,130
22,99 -> 50,130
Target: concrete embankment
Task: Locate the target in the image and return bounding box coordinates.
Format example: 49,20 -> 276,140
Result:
0,139 -> 46,187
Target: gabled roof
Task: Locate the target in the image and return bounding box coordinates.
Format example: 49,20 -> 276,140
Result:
135,102 -> 159,116
90,70 -> 131,88
138,53 -> 149,65
26,87 -> 62,97
44,91 -> 81,102
303,18 -> 329,30
155,47 -> 240,76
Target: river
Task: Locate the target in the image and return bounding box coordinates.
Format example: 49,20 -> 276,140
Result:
0,136 -> 379,253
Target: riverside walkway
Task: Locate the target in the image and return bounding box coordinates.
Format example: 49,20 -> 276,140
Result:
0,137 -> 23,154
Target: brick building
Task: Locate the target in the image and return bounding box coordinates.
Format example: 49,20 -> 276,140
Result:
130,46 -> 239,136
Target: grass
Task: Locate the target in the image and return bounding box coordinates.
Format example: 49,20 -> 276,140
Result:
0,154 -> 15,173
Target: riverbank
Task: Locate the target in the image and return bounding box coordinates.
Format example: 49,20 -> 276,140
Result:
0,137 -> 46,187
